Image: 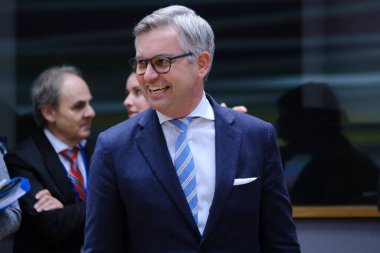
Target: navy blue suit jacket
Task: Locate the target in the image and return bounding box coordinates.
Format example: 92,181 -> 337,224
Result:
85,95 -> 299,252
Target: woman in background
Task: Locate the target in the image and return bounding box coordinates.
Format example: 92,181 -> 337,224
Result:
123,72 -> 150,118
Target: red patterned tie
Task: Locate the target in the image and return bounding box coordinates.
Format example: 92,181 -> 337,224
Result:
60,148 -> 86,202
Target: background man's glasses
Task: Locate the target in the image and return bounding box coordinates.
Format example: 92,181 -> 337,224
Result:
129,52 -> 193,75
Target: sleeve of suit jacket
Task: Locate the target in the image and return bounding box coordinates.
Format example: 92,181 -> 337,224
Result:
259,124 -> 300,252
0,153 -> 21,240
84,129 -> 128,253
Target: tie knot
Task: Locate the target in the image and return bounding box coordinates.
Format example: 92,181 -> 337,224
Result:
60,148 -> 79,164
170,117 -> 193,132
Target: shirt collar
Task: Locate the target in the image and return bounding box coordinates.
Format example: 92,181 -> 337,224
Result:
43,128 -> 87,153
157,92 -> 215,124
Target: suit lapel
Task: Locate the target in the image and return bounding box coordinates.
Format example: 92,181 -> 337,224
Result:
34,131 -> 76,202
83,137 -> 95,162
202,96 -> 242,241
135,110 -> 200,234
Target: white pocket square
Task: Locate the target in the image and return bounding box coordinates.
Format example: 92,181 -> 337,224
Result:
233,177 -> 258,186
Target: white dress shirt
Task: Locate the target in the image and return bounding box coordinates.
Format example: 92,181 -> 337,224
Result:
157,92 -> 215,235
44,129 -> 88,187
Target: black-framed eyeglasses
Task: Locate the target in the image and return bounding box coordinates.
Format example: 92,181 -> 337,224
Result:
129,52 -> 193,75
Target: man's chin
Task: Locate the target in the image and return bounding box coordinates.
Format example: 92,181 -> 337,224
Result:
148,101 -> 167,113
79,130 -> 91,139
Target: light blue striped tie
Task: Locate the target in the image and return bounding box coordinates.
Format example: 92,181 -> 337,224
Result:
170,117 -> 198,224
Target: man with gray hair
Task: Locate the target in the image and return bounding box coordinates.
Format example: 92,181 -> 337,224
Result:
5,65 -> 96,253
85,5 -> 299,252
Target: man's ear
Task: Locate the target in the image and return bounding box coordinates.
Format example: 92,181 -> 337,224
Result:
41,105 -> 56,124
196,51 -> 211,79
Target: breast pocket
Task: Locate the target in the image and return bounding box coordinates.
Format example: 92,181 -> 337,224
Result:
223,176 -> 261,220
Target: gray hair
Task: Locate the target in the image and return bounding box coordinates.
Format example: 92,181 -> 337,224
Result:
31,65 -> 82,127
133,5 -> 215,72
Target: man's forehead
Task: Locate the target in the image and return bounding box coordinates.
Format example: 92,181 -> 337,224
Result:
135,27 -> 181,57
58,77 -> 91,102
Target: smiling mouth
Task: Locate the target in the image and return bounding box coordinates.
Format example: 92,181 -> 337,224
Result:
149,85 -> 169,94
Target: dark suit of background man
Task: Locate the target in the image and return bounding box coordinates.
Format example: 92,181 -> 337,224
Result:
85,5 -> 299,253
5,66 -> 96,253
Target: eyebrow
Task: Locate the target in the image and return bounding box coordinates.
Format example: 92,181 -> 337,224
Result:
69,101 -> 84,110
135,53 -> 175,59
71,97 -> 92,108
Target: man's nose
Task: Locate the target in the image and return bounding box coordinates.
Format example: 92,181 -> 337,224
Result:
143,62 -> 159,82
85,104 -> 96,118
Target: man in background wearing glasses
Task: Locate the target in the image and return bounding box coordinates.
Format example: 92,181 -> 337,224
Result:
85,5 -> 300,253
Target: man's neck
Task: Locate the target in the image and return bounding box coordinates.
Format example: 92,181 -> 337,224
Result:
44,127 -> 81,148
